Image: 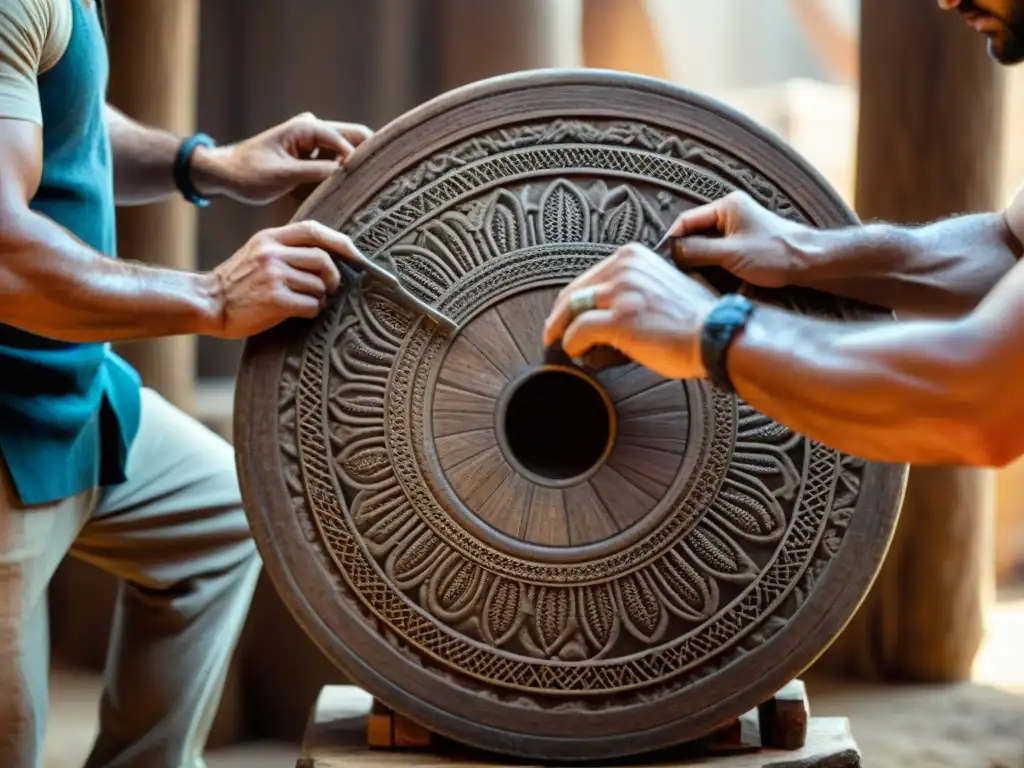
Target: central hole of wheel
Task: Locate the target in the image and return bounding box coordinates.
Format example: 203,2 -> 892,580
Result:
502,368 -> 614,483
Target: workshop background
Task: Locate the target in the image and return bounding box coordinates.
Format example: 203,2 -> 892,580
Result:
43,1 -> 1024,766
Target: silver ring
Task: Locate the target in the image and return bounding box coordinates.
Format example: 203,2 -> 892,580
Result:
568,287 -> 597,318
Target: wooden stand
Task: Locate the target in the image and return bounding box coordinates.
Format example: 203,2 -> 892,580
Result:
296,680 -> 861,767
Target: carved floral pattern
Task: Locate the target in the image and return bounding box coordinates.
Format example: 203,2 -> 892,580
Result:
275,118 -> 872,702
313,170 -> 818,673
383,178 -> 671,307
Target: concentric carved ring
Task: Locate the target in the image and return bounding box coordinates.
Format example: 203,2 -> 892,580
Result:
235,70 -> 907,762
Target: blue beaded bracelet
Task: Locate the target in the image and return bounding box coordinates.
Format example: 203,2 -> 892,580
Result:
173,132 -> 217,208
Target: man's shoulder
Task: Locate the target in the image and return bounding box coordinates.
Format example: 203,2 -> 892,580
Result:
0,0 -> 71,125
0,0 -> 72,75
40,0 -> 72,74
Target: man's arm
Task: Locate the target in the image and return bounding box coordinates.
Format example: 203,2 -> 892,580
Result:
784,212 -> 1020,317
727,280 -> 1021,466
0,117 -> 217,337
106,105 -> 372,206
671,191 -> 1023,317
544,243 -> 1024,468
0,117 -> 359,343
106,104 -> 194,205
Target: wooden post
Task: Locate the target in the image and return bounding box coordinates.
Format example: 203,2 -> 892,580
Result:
436,0 -> 582,90
788,0 -> 858,85
996,459 -> 1024,581
581,0 -> 669,79
297,683 -> 866,766
105,0 -> 201,413
813,0 -> 1002,682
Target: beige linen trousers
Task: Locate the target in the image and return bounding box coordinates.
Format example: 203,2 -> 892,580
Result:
0,388 -> 260,768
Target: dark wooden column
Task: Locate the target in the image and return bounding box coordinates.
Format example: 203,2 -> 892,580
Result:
105,0 -> 201,413
436,0 -> 580,90
814,0 -> 1003,682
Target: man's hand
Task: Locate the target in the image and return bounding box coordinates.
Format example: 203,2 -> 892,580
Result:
0,115 -> 375,344
538,228 -> 1024,467
668,191 -> 817,288
200,220 -> 367,339
669,189 -> 1023,317
542,244 -> 718,379
192,112 -> 373,205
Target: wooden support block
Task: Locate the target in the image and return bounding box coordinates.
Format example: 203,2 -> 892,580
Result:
704,680 -> 808,755
391,710 -> 432,748
298,683 -> 855,767
365,698 -> 432,749
759,680 -> 809,750
365,699 -> 393,748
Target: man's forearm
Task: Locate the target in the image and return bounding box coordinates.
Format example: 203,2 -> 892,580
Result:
107,105 -> 181,205
0,208 -> 218,341
106,105 -> 222,206
727,306 -> 1009,465
792,213 -> 1019,316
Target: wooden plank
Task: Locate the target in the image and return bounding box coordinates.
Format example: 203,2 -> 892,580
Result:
298,686 -> 858,767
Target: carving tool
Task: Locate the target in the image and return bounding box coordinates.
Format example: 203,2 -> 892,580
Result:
651,230 -> 674,254
653,231 -> 743,295
335,254 -> 459,332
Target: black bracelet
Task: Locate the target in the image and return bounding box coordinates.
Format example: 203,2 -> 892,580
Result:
700,294 -> 755,394
173,132 -> 217,208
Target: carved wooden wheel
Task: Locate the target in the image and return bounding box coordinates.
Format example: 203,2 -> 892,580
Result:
235,71 -> 906,762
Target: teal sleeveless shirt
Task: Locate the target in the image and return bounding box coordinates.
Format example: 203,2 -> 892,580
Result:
0,0 -> 141,506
